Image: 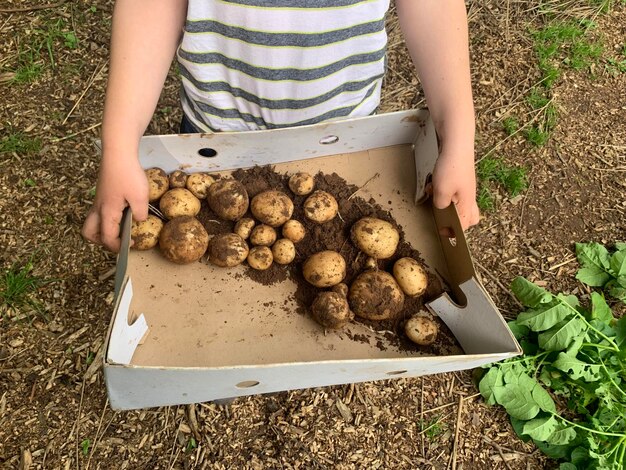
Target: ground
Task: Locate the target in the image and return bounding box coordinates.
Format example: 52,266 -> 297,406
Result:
1,1 -> 625,469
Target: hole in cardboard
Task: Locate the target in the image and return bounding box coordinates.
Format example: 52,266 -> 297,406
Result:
439,226 -> 456,242
319,135 -> 339,145
236,380 -> 260,388
386,370 -> 407,376
448,237 -> 457,247
198,148 -> 218,158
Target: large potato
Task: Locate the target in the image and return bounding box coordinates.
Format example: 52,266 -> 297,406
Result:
146,168 -> 169,202
250,190 -> 294,227
351,217 -> 399,259
159,188 -> 201,219
158,216 -> 209,264
302,251 -> 346,288
303,190 -> 338,224
311,291 -> 353,329
208,233 -> 249,267
207,179 -> 249,221
131,214 -> 163,250
186,172 -> 215,199
393,257 -> 428,297
288,172 -> 315,196
348,270 -> 404,321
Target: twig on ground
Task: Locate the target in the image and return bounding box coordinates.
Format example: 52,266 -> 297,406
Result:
51,122 -> 102,143
422,392 -> 480,415
0,1 -> 66,13
474,260 -> 523,308
449,395 -> 464,470
62,61 -> 107,125
85,399 -> 111,470
75,379 -> 86,470
482,436 -> 515,470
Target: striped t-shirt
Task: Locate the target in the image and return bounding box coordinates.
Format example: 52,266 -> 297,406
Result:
177,0 -> 390,132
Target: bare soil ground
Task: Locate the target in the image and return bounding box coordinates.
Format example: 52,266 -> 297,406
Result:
1,1 -> 625,469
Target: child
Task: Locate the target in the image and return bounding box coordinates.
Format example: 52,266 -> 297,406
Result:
82,0 -> 480,251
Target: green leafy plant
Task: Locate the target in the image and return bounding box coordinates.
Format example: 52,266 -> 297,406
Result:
502,117 -> 520,136
0,257 -> 51,317
477,156 -> 528,200
576,242 -> 626,303
480,277 -> 626,469
0,132 -> 42,155
81,439 -> 91,456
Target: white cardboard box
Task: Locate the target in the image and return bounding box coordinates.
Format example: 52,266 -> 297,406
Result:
103,109 -> 521,410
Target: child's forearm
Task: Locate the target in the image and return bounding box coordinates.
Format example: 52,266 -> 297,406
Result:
395,0 -> 475,156
102,0 -> 187,157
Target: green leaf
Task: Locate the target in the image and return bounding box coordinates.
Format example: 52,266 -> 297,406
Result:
530,378 -> 557,413
494,384 -> 541,420
510,417 -> 532,442
479,367 -> 504,405
615,242 -> 626,251
512,277 -> 553,307
507,320 -> 530,340
553,353 -> 601,382
576,266 -> 611,287
616,317 -> 626,348
610,250 -> 626,277
538,317 -> 587,351
534,439 -> 571,459
517,302 -> 572,331
608,286 -> 626,302
576,242 -> 611,270
559,463 -> 577,470
590,293 -> 613,323
523,415 -> 558,441
547,424 -> 577,446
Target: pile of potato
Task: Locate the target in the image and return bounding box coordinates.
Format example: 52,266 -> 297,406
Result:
132,167 -> 439,347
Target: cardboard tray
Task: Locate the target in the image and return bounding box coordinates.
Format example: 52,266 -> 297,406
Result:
103,109 -> 521,410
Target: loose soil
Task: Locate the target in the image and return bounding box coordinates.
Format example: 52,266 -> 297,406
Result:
1,1 -> 625,469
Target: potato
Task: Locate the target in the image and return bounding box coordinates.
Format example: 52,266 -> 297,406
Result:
393,257 -> 428,297
364,257 -> 377,270
169,170 -> 188,188
351,217 -> 399,259
131,214 -> 163,250
159,188 -> 201,219
282,219 -> 305,243
311,292 -> 353,329
249,224 -> 277,246
146,168 -> 169,202
288,172 -> 315,196
302,251 -> 346,288
348,270 -> 404,321
331,282 -> 349,298
248,246 -> 273,270
186,172 -> 215,199
158,216 -> 208,264
405,312 -> 439,346
207,179 -> 249,221
208,233 -> 249,267
271,238 -> 296,265
250,190 -> 294,227
303,190 -> 338,224
234,218 -> 255,240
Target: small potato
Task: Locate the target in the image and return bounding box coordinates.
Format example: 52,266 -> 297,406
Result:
331,282 -> 349,298
311,291 -> 354,329
303,190 -> 338,224
288,172 -> 315,196
271,238 -> 296,265
146,168 -> 169,202
249,224 -> 277,246
302,251 -> 346,288
207,179 -> 249,221
282,219 -> 306,243
405,312 -> 439,346
248,246 -> 273,270
159,216 -> 208,264
169,170 -> 188,188
348,270 -> 404,321
131,214 -> 164,250
393,257 -> 428,297
364,257 -> 377,270
250,190 -> 294,227
234,218 -> 255,240
351,217 -> 399,259
208,233 -> 249,267
159,188 -> 201,219
186,173 -> 215,199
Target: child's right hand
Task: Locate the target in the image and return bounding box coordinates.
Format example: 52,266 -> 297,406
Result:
82,155 -> 149,253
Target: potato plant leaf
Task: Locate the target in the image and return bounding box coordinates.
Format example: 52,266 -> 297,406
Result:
523,415 -> 558,441
577,242 -> 626,303
511,277 -> 553,307
517,302 -> 572,331
552,353 -> 601,382
538,317 -> 587,351
478,367 -> 503,405
590,293 -> 613,323
547,424 -> 577,446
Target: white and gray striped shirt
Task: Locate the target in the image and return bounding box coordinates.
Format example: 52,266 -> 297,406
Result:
177,0 -> 390,132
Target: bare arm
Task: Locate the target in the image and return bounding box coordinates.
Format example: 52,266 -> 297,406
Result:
396,0 -> 479,231
82,0 -> 187,252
